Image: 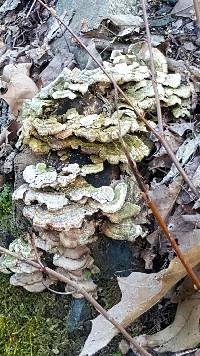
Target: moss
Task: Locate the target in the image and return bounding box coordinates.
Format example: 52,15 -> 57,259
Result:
0,184 -> 14,235
98,278 -> 121,310
0,274 -> 81,356
0,184 -> 12,217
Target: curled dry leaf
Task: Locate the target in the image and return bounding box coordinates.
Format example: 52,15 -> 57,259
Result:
135,293 -> 200,352
158,134 -> 200,185
80,242 -> 200,356
0,63 -> 38,117
149,175 -> 183,220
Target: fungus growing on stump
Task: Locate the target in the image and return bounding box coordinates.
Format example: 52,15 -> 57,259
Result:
0,45 -> 193,297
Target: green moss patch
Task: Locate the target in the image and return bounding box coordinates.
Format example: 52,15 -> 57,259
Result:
0,275 -> 78,356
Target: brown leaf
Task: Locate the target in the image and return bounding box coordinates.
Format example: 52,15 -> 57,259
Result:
136,293 -> 200,352
168,122 -> 194,136
177,156 -> 200,205
40,51 -> 75,87
80,242 -> 200,356
0,63 -> 38,117
0,127 -> 11,146
171,0 -> 194,18
153,129 -> 183,158
149,129 -> 183,170
149,176 -> 183,220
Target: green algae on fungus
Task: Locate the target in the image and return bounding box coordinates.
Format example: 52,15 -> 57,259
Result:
29,137 -> 50,154
102,218 -> 144,241
19,46 -> 192,163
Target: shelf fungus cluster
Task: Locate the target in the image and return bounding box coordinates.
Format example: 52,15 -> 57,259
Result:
0,237 -> 55,292
0,45 -> 193,297
19,44 -> 193,160
8,161 -> 145,297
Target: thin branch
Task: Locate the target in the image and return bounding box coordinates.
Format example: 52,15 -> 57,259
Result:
123,146 -> 200,291
141,0 -> 163,134
193,0 -> 200,29
36,0 -> 199,199
138,3 -> 200,288
0,246 -> 150,356
113,83 -> 200,290
26,0 -> 37,18
42,282 -> 73,295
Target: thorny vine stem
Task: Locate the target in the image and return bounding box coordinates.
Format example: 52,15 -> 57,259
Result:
36,0 -> 199,199
0,246 -> 150,356
141,0 -> 163,134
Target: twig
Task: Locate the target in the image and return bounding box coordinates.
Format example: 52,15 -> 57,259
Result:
120,141 -> 200,289
26,0 -> 37,18
141,0 -> 163,134
193,0 -> 200,29
113,82 -> 200,290
42,282 -> 73,295
36,0 -> 199,199
30,232 -> 44,268
0,246 -> 150,356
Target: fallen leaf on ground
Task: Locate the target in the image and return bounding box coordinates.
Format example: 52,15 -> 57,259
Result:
143,177 -> 183,268
171,0 -> 194,18
0,0 -> 21,13
149,176 -> 183,220
159,134 -> 200,185
40,51 -> 75,87
135,293 -> 200,352
80,239 -> 200,355
177,156 -> 200,205
0,127 -> 11,146
168,122 -> 194,136
0,63 -> 38,117
153,129 -> 183,158
149,129 -> 183,170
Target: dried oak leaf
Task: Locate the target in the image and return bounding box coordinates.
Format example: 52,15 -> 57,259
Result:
80,242 -> 200,356
149,176 -> 182,220
0,63 -> 38,116
136,293 -> 200,352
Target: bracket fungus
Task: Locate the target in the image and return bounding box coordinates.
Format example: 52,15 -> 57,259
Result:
11,161 -> 145,297
0,45 -> 193,297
